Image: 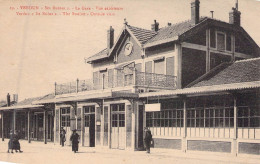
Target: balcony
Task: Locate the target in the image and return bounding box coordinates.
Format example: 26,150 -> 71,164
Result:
55,71 -> 177,95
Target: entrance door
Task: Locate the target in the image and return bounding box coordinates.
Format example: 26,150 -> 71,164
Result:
83,106 -> 95,147
60,107 -> 71,145
111,104 -> 125,149
47,113 -> 54,141
32,113 -> 44,141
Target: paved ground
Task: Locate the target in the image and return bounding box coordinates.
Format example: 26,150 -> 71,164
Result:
0,140 -> 259,164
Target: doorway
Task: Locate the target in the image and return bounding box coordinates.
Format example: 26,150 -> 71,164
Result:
111,104 -> 125,149
32,113 -> 44,141
138,105 -> 144,149
83,106 -> 95,147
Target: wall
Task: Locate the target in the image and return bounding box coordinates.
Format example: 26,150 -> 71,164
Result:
182,48 -> 206,87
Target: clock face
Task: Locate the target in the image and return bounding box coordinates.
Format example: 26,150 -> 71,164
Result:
124,42 -> 133,56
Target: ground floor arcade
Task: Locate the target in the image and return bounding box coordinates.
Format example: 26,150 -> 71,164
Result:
0,107 -> 54,143
142,89 -> 260,155
0,89 -> 259,156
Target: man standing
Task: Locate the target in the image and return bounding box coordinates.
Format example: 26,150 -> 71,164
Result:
60,127 -> 66,147
70,129 -> 80,153
143,127 -> 152,153
13,130 -> 23,153
7,130 -> 14,153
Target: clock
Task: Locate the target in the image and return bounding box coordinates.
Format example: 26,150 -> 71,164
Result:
124,42 -> 133,56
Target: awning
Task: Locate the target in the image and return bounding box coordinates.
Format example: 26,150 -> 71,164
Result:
139,81 -> 260,98
33,91 -> 139,104
115,61 -> 135,70
0,104 -> 44,111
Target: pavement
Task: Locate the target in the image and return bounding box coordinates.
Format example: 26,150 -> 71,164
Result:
0,139 -> 260,164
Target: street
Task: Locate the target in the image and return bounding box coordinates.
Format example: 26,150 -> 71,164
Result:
0,140 -> 259,164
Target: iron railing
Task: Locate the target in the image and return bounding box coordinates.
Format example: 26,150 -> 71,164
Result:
55,71 -> 177,95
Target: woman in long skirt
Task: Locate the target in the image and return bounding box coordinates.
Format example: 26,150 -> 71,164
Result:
70,130 -> 79,153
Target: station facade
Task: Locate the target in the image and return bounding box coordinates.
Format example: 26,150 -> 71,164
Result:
0,0 -> 259,156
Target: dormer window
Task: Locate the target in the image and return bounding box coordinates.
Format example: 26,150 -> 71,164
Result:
216,32 -> 225,51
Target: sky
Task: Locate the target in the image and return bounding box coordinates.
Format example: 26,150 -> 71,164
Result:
0,0 -> 260,102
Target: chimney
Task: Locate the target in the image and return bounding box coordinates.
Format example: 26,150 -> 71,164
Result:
229,7 -> 241,26
13,94 -> 18,103
7,93 -> 10,107
151,20 -> 159,32
107,26 -> 114,53
191,0 -> 200,25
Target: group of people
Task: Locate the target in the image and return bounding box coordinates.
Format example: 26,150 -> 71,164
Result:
7,130 -> 23,153
6,127 -> 151,154
60,127 -> 80,153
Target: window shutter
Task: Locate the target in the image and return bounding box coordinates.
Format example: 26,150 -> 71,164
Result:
70,107 -> 76,130
135,63 -> 142,72
108,69 -> 114,88
226,33 -> 231,51
145,61 -> 152,73
210,29 -> 216,48
77,108 -> 81,130
166,57 -> 175,76
56,109 -> 59,132
93,71 -> 99,89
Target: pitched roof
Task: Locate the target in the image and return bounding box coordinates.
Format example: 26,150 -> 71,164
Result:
146,19 -> 194,45
86,17 -> 208,63
127,25 -> 157,44
85,26 -> 157,63
85,48 -> 108,63
0,93 -> 55,110
191,58 -> 260,87
86,17 -> 259,63
14,97 -> 42,106
140,81 -> 260,98
37,93 -> 55,101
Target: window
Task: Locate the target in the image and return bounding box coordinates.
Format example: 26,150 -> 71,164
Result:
187,108 -> 204,128
187,96 -> 234,128
61,107 -> 70,127
154,59 -> 165,74
84,106 -> 95,114
146,109 -> 183,128
83,106 -> 95,127
111,104 -> 125,112
238,106 -> 260,127
111,104 -> 125,128
217,32 -> 225,51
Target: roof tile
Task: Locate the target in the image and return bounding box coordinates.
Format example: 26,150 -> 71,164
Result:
192,58 -> 260,87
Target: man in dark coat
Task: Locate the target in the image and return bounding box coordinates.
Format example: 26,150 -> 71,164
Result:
60,127 -> 66,147
70,130 -> 79,153
143,127 -> 152,153
7,130 -> 14,153
12,130 -> 23,153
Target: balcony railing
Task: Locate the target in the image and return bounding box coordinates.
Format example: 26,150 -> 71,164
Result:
55,71 -> 177,95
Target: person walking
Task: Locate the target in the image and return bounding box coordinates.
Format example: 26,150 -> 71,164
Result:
70,129 -> 79,153
143,127 -> 152,154
60,127 -> 66,147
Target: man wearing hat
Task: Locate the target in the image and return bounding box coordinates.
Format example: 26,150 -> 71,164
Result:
143,127 -> 152,153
